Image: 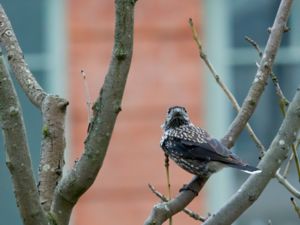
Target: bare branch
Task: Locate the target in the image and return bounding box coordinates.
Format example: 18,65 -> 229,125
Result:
38,95 -> 68,211
0,5 -> 47,108
51,1 -> 136,224
144,176 -> 208,225
203,86 -> 300,225
164,154 -> 173,225
244,36 -> 263,57
290,197 -> 300,218
270,73 -> 289,110
221,0 -> 293,148
283,153 -> 294,178
81,69 -> 92,123
275,171 -> 300,198
0,50 -> 47,225
148,184 -> 206,222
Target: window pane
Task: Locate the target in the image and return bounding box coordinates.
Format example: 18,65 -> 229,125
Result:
1,1 -> 45,54
230,0 -> 290,48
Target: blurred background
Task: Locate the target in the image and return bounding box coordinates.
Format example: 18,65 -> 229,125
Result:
1,0 -> 300,224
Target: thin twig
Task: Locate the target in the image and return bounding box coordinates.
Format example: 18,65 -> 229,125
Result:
290,197 -> 300,218
81,69 -> 92,123
189,18 -> 265,157
148,184 -> 206,222
164,154 -> 172,199
283,140 -> 300,178
164,154 -> 173,225
275,171 -> 300,198
244,35 -> 289,112
244,36 -> 263,57
283,153 -> 294,178
270,72 -> 289,112
291,144 -> 300,181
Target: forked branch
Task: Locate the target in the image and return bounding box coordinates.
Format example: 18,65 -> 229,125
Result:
51,1 -> 136,224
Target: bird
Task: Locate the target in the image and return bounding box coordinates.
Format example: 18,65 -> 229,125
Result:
160,106 -> 261,177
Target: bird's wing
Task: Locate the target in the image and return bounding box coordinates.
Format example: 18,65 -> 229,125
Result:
163,125 -> 245,165
180,137 -> 246,166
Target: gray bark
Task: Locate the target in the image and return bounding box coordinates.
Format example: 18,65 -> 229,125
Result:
39,95 -> 68,211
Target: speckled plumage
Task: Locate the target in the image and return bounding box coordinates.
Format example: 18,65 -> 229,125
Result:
160,106 -> 261,177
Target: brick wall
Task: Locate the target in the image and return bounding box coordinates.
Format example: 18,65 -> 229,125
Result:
69,1 -> 204,224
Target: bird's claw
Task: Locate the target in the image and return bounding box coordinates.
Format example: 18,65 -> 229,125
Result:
179,184 -> 199,196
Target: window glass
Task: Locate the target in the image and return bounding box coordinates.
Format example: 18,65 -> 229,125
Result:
1,1 -> 45,53
230,0 -> 290,47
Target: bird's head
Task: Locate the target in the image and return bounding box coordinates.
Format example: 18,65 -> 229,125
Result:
162,106 -> 191,130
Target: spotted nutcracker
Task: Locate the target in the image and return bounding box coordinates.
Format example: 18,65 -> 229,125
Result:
160,106 -> 261,177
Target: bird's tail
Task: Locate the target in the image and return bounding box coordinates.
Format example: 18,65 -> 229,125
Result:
228,163 -> 261,174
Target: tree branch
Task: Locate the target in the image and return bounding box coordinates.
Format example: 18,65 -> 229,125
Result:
245,34 -> 300,195
144,0 -> 292,224
0,50 -> 47,225
39,95 -> 68,211
203,86 -> 300,225
0,5 -> 47,108
275,171 -> 300,199
148,184 -> 206,222
221,0 -> 293,148
51,1 -> 136,224
0,5 -> 69,213
290,197 -> 300,218
144,176 -> 208,225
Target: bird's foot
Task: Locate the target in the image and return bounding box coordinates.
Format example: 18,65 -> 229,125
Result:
179,184 -> 199,196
